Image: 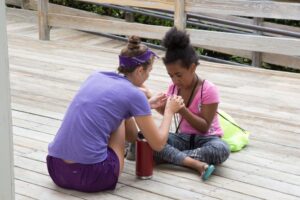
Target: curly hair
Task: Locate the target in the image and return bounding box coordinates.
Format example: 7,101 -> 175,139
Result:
162,27 -> 199,69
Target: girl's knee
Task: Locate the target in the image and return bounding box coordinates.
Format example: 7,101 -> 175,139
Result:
167,133 -> 180,146
203,140 -> 230,165
212,141 -> 230,164
220,142 -> 230,163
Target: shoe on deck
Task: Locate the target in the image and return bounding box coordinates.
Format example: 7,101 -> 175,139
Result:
202,165 -> 215,181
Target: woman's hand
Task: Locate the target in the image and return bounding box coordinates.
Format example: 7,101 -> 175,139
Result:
149,93 -> 168,109
139,85 -> 152,99
165,95 -> 185,114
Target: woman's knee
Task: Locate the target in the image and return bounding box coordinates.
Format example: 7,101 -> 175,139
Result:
108,121 -> 125,173
125,117 -> 138,143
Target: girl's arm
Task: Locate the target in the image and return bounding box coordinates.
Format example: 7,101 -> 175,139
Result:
178,103 -> 218,133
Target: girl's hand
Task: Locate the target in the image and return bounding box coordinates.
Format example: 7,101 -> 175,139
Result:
165,95 -> 185,114
149,93 -> 168,109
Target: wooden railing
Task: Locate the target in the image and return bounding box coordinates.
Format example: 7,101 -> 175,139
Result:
75,0 -> 300,20
6,0 -> 300,69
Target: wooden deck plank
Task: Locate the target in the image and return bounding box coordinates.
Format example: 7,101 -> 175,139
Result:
11,109 -> 300,164
9,68 -> 300,151
14,168 -> 131,200
14,117 -> 300,177
15,180 -> 85,200
15,194 -> 36,200
13,113 -> 300,175
9,51 -> 297,130
12,119 -> 300,199
9,65 -> 300,166
8,34 -> 300,153
16,149 -> 256,200
12,123 -> 300,200
155,165 -> 299,200
15,153 -> 216,200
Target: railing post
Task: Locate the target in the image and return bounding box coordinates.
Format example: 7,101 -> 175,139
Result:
252,17 -> 263,67
38,0 -> 50,40
174,0 -> 186,30
21,0 -> 30,9
125,11 -> 134,22
0,0 -> 15,199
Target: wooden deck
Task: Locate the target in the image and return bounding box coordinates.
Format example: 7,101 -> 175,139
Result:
7,8 -> 300,200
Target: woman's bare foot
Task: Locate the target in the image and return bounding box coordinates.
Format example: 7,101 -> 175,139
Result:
182,156 -> 208,176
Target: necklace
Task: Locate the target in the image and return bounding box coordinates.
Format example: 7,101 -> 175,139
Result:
174,75 -> 199,133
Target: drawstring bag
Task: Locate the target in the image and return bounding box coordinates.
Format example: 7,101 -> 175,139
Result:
218,110 -> 250,152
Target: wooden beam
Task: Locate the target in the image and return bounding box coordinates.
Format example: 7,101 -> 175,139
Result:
21,0 -> 300,38
77,0 -> 300,20
38,0 -> 50,40
0,0 -> 15,200
174,0 -> 186,30
21,0 -> 30,9
48,14 -> 300,56
194,12 -> 300,38
5,0 -> 21,7
200,45 -> 300,70
78,0 -> 174,11
24,0 -> 108,19
188,28 -> 300,56
186,0 -> 300,20
48,13 -> 168,40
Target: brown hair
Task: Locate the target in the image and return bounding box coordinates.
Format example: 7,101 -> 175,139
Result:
118,36 -> 152,74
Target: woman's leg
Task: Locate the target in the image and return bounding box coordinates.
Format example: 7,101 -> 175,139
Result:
124,117 -> 139,160
125,117 -> 139,143
108,121 -> 126,175
183,136 -> 230,165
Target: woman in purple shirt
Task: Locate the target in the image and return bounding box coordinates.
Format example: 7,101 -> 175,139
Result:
47,36 -> 183,193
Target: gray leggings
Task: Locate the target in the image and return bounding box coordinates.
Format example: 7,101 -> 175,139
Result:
154,133 -> 230,166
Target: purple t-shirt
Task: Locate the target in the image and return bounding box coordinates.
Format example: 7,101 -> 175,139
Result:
48,72 -> 151,164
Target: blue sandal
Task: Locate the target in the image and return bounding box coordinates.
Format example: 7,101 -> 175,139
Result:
202,165 -> 215,181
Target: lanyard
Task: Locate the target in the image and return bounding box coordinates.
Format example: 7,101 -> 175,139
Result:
172,75 -> 200,133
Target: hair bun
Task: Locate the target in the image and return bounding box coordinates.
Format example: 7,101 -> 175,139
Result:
162,27 -> 190,50
128,35 -> 141,50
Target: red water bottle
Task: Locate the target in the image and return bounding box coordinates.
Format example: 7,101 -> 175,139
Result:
136,132 -> 153,179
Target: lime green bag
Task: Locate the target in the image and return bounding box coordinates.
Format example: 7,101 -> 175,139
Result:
218,110 -> 250,152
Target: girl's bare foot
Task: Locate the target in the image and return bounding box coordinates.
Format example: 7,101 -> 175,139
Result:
182,156 -> 208,176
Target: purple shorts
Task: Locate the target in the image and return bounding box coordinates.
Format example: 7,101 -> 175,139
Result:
46,148 -> 120,193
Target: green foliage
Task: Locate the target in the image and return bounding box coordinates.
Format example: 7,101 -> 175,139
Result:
265,19 -> 300,28
50,0 -> 124,16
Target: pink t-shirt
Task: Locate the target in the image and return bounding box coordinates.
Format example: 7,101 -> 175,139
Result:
167,80 -> 223,137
